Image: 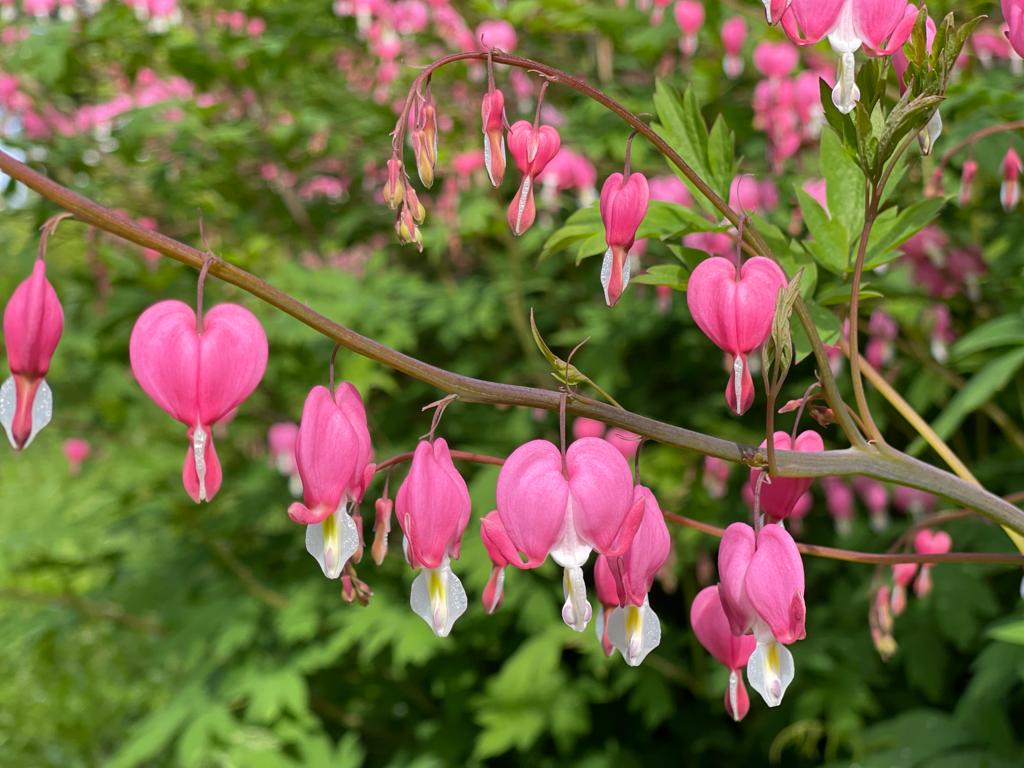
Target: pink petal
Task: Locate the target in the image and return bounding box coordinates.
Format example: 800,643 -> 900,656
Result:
496,439 -> 569,567
129,300 -> 200,425
3,258 -> 63,377
196,303 -> 268,424
567,437 -> 636,554
691,585 -> 757,669
718,522 -> 758,635
746,523 -> 806,645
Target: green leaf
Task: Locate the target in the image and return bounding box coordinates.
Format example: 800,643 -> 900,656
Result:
793,300 -> 842,363
653,81 -> 713,201
820,129 -> 865,238
631,264 -> 688,290
865,197 -> 946,268
988,620 -> 1024,646
796,188 -> 849,275
540,205 -> 604,262
908,346 -> 1024,455
951,314 -> 1024,361
707,115 -> 735,199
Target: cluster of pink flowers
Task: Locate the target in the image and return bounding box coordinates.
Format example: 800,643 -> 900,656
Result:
213,10 -> 266,38
750,40 -> 826,172
900,227 -> 986,301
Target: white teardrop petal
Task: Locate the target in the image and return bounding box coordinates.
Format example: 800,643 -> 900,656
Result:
304,504 -> 358,579
746,638 -> 794,707
560,565 -> 592,632
608,597 -> 661,666
410,559 -> 467,637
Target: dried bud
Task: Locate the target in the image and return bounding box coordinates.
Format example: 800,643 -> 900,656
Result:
383,156 -> 405,209
405,186 -> 426,225
395,206 -> 424,251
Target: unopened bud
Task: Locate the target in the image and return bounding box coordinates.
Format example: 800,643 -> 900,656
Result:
412,101 -> 438,188
959,158 -> 978,207
352,510 -> 364,564
383,156 -> 405,209
372,496 -> 393,565
405,186 -> 426,224
395,206 -> 424,251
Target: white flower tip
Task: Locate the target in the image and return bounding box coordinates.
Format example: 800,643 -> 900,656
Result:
411,561 -> 467,637
747,639 -> 794,708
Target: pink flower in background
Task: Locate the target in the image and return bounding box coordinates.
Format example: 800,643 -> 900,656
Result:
890,561 -> 917,615
63,438 -> 91,475
397,438 -> 472,636
852,476 -> 890,531
1001,148 -> 1021,211
959,158 -> 979,207
476,19 -> 516,51
686,255 -> 787,415
674,0 -> 705,57
648,175 -> 692,207
481,87 -> 507,187
573,417 -> 607,440
605,428 -> 641,459
721,17 -> 747,78
129,300 -> 267,502
753,40 -> 799,79
1005,0 -> 1024,57
2,257 -> 64,450
892,486 -> 936,517
703,456 -> 731,498
268,421 -> 302,497
913,529 -> 952,598
729,174 -> 778,213
691,585 -> 756,721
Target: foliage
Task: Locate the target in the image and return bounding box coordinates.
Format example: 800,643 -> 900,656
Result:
2,1 -> 1024,766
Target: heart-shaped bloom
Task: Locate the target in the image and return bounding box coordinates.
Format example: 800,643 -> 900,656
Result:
287,384 -> 374,579
691,585 -> 757,721
496,437 -> 643,631
63,437 -> 90,475
821,476 -> 855,535
2,257 -> 63,450
686,256 -> 787,415
599,171 -> 649,306
129,300 -> 267,502
604,485 -> 671,666
674,0 -> 705,57
853,475 -> 890,531
780,0 -> 917,113
396,438 -> 472,636
506,120 -> 561,235
718,522 -> 805,707
749,430 -> 824,520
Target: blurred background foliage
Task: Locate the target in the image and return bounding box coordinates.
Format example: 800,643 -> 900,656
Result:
2,1 -> 1024,766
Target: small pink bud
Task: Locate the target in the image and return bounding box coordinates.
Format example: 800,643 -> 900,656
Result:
572,417 -> 607,440
600,171 -> 649,306
372,496 -> 393,565
686,256 -> 787,415
1001,147 -> 1021,211
2,257 -> 64,450
480,89 -> 507,187
703,456 -> 731,499
721,17 -> 747,78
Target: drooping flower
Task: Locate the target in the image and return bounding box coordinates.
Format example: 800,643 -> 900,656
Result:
287,383 -> 374,578
495,437 -> 643,632
506,119 -> 561,235
600,170 -> 649,306
129,300 -> 267,502
480,509 -> 516,614
779,0 -> 917,114
890,561 -> 917,615
852,476 -> 890,531
604,485 -> 671,666
2,257 -> 63,450
685,256 -> 787,415
691,585 -> 757,721
396,438 -> 472,636
718,522 -> 806,707
821,476 -> 855,535
748,430 -> 824,521
703,456 -> 731,499
959,158 -> 979,207
1001,147 -> 1022,212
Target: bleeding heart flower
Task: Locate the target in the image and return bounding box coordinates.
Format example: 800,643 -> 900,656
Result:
593,554 -> 619,657
604,485 -> 671,666
686,256 -> 787,415
2,257 -> 63,450
674,0 -> 705,57
721,17 -> 748,78
287,384 -> 374,579
506,119 -> 561,235
1002,147 -> 1021,212
63,437 -> 91,475
749,430 -> 824,520
821,476 -> 855,535
780,0 -> 917,113
1005,0 -> 1024,58
691,585 -> 757,721
496,437 -> 643,632
599,171 -> 649,306
396,438 -> 472,636
718,522 -> 806,707
129,300 -> 267,502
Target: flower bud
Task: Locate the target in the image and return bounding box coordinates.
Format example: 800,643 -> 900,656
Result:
1001,147 -> 1021,212
412,101 -> 438,188
481,89 -> 507,187
383,156 -> 405,209
959,158 -> 978,206
372,496 -> 393,565
599,171 -> 649,307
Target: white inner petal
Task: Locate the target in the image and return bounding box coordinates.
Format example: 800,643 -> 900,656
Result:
0,376 -> 52,450
305,502 -> 359,579
560,565 -> 593,632
410,557 -> 467,638
192,425 -> 208,501
746,637 -> 794,707
608,597 -> 661,667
